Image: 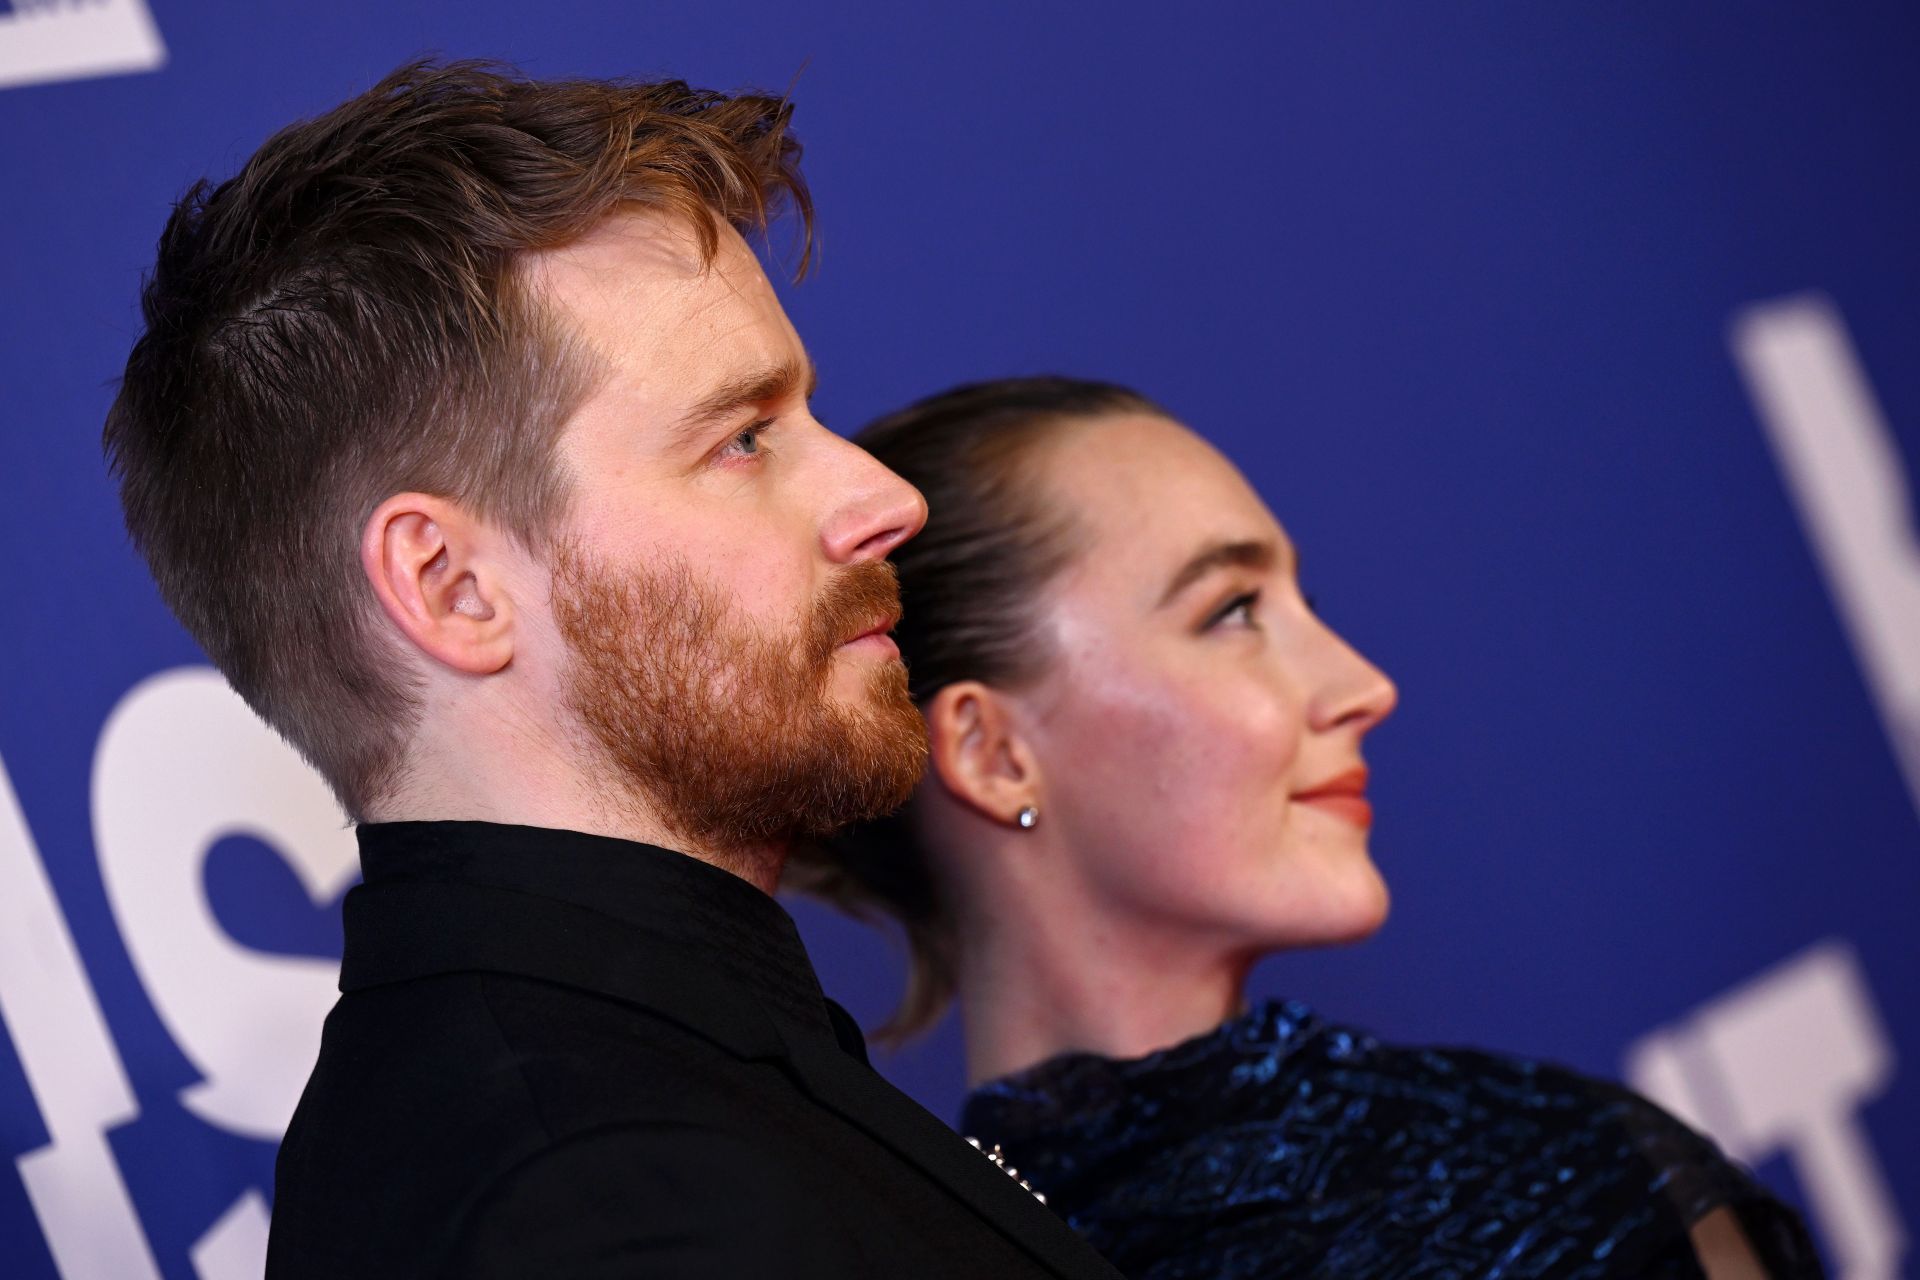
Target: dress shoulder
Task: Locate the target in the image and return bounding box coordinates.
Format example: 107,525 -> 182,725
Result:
963,1001 -> 1821,1279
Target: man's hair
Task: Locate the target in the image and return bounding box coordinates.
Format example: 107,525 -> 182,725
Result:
785,376 -> 1168,1041
103,59 -> 812,818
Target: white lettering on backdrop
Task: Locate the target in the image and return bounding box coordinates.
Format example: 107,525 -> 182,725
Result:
0,0 -> 165,91
93,667 -> 357,1142
1626,942 -> 1904,1280
1621,293 -> 1919,1280
0,760 -> 160,1278
3,667 -> 351,1278
1730,292 -> 1920,824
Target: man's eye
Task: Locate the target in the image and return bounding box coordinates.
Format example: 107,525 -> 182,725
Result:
725,420 -> 773,460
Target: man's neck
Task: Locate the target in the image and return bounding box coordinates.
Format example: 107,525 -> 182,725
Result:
372,715 -> 789,894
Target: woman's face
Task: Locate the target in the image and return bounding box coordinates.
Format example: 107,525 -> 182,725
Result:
1017,413 -> 1398,958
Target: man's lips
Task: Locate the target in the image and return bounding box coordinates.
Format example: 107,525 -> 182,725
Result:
1293,767 -> 1373,829
838,614 -> 901,650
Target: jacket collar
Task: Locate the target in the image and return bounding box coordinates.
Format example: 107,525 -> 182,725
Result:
357,821 -> 837,1051
350,820 -> 834,1050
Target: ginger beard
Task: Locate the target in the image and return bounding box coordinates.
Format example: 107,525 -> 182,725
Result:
551,544 -> 928,859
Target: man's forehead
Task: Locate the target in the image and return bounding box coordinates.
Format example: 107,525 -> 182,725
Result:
531,209 -> 774,324
528,208 -> 792,394
534,206 -> 705,281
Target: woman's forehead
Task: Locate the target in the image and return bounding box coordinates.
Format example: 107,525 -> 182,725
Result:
1038,414 -> 1287,590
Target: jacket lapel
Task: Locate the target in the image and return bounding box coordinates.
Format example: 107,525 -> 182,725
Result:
777,1037 -> 1124,1280
341,878 -> 1122,1280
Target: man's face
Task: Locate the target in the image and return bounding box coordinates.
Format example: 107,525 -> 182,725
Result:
527,210 -> 928,857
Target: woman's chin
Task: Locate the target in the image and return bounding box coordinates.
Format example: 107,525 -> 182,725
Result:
1344,879 -> 1392,942
1239,862 -> 1390,953
1311,863 -> 1391,946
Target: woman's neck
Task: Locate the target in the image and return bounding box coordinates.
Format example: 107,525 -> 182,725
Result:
953,904 -> 1250,1087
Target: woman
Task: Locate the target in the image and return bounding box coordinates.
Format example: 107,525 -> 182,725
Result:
790,378 -> 1819,1278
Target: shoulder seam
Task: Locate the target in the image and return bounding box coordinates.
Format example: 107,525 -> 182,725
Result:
423,974 -> 562,1277
474,973 -> 559,1143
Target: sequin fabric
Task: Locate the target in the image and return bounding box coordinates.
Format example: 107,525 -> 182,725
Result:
962,1001 -> 1820,1279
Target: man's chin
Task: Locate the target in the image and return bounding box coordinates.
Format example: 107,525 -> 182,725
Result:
826,652 -> 909,701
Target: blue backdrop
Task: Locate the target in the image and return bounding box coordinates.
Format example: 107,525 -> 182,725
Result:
1,4 -> 1914,1277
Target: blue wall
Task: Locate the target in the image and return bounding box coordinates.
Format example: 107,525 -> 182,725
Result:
1,4 -> 1914,1276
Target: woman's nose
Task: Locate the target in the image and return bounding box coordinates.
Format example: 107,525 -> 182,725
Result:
1309,626 -> 1398,735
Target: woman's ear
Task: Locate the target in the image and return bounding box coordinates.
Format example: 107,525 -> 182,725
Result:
924,681 -> 1042,829
360,493 -> 515,676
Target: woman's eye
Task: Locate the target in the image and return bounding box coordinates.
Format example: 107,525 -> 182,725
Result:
1206,590 -> 1262,630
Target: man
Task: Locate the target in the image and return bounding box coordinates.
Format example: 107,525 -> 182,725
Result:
104,60 -> 1123,1279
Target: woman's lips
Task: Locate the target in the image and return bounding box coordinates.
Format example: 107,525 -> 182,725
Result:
1293,768 -> 1373,829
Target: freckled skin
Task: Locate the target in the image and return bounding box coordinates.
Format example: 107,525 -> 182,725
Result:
942,421 -> 1779,1279
933,413 -> 1398,1081
1020,415 -> 1398,960
380,209 -> 926,878
526,211 -> 925,714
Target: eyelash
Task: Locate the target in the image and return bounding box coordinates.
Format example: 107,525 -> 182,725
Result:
720,418 -> 775,463
1207,590 -> 1262,630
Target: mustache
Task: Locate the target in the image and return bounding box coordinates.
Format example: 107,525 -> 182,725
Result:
805,559 -> 903,668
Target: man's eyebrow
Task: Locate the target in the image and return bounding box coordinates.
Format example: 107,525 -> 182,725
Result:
1156,538 -> 1284,608
671,356 -> 818,444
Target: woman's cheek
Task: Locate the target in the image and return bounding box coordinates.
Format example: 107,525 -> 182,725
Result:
1160,667 -> 1304,801
1163,679 -> 1310,872
1064,669 -> 1298,873
1041,662 -> 1207,874
1218,678 -> 1305,782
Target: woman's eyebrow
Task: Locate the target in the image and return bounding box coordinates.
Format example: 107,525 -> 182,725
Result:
1156,538 -> 1280,607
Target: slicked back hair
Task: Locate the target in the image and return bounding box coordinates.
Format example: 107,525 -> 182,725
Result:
103,59 -> 812,818
786,376 -> 1169,1042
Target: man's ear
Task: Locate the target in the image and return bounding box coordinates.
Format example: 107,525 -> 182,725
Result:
360,493 -> 515,676
924,681 -> 1042,829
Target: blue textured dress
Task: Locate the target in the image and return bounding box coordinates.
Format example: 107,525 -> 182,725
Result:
961,1001 -> 1820,1278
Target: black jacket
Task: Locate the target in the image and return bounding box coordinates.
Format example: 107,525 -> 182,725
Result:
267,821 -> 1123,1279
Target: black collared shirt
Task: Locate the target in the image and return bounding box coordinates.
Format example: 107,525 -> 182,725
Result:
270,820 -> 1122,1280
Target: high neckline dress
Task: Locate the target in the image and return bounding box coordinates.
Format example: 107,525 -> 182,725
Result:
962,1000 -> 1821,1279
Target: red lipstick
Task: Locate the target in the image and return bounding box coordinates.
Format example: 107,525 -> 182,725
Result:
1293,767 -> 1373,830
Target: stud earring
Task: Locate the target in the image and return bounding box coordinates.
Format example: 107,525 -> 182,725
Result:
1016,805 -> 1040,830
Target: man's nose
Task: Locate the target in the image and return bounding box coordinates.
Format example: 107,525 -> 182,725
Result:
820,437 -> 929,564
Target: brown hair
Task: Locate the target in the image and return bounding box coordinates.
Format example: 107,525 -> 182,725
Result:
786,376 -> 1167,1040
102,59 -> 812,818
